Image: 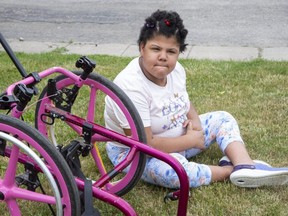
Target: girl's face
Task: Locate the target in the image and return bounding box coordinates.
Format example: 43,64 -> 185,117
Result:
139,35 -> 180,86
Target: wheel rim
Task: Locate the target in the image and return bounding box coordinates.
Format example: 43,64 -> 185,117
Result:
0,122 -> 74,215
35,72 -> 146,196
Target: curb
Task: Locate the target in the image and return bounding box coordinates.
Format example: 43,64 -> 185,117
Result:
1,40 -> 288,61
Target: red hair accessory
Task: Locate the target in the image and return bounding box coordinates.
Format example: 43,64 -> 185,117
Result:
164,19 -> 171,26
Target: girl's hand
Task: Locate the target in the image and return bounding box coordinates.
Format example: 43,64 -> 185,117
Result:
185,122 -> 205,150
183,119 -> 202,131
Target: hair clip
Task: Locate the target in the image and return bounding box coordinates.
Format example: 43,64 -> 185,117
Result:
164,19 -> 171,27
146,22 -> 155,28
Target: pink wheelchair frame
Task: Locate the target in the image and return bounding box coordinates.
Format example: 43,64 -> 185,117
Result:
0,32 -> 190,215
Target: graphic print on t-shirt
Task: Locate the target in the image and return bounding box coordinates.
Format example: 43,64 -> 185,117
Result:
161,92 -> 188,130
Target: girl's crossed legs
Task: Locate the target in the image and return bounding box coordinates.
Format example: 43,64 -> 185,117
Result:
106,111 -> 288,188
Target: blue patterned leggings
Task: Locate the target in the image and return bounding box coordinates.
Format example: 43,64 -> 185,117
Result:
106,111 -> 244,188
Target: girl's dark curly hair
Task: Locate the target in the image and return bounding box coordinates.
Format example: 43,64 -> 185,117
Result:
137,10 -> 188,53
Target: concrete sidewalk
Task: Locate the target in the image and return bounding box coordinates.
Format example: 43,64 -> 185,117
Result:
1,40 -> 288,61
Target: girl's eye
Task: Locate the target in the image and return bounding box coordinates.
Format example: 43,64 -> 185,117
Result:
152,47 -> 160,51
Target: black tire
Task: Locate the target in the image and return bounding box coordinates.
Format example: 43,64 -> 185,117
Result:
34,71 -> 146,196
0,114 -> 81,215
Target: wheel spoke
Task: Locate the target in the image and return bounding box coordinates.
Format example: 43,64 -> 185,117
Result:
6,199 -> 21,216
87,83 -> 97,121
3,145 -> 19,187
9,186 -> 56,205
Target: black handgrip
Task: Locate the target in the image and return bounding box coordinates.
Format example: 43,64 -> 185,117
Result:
75,56 -> 96,79
13,83 -> 34,111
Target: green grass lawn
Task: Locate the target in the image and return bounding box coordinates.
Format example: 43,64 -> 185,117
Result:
0,51 -> 287,215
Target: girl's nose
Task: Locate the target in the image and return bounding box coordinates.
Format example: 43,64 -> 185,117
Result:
158,51 -> 167,61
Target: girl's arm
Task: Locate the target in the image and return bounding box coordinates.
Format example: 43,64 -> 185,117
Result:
124,121 -> 205,153
183,102 -> 202,131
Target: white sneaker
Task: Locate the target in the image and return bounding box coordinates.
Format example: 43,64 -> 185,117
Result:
230,163 -> 288,188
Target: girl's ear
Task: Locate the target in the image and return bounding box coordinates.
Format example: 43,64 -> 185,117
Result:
139,42 -> 145,54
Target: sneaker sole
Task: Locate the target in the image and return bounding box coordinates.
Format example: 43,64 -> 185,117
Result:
230,169 -> 288,188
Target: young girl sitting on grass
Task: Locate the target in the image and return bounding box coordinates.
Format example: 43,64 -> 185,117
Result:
104,9 -> 288,188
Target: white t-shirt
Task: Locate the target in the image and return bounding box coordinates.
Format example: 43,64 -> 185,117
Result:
104,57 -> 190,146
